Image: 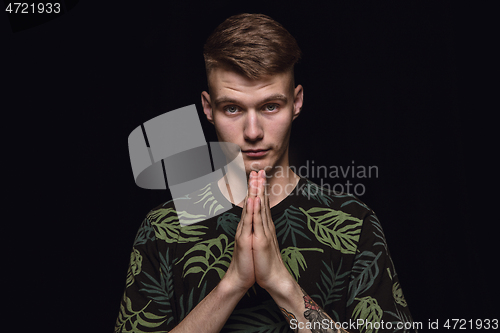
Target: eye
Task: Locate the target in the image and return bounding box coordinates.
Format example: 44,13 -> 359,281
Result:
265,104 -> 278,112
224,105 -> 240,114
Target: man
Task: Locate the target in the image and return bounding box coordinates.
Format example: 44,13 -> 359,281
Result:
116,13 -> 416,333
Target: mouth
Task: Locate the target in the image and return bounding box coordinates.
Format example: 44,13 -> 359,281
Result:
242,149 -> 270,157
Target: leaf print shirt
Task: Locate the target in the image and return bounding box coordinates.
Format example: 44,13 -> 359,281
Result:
115,177 -> 417,333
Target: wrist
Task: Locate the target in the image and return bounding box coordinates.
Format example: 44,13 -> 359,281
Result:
264,273 -> 299,302
219,273 -> 251,299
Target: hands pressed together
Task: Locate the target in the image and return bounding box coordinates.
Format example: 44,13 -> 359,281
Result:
223,169 -> 293,294
173,170 -> 343,333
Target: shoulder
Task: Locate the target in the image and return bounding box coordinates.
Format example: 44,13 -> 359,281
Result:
135,189 -> 216,246
296,178 -> 373,222
145,180 -> 227,226
283,178 -> 376,257
147,198 -> 178,220
145,199 -> 179,226
132,199 -> 179,247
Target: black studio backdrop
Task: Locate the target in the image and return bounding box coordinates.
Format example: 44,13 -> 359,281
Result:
4,1 -> 491,332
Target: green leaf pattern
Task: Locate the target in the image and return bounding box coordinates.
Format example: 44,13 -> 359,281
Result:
177,234 -> 234,287
300,207 -> 362,254
311,259 -> 350,322
126,248 -> 143,288
193,184 -> 225,216
280,246 -> 324,281
148,208 -> 208,243
116,178 -> 417,332
347,251 -> 382,306
275,206 -> 311,247
114,294 -> 168,333
352,296 -> 384,333
216,212 -> 240,237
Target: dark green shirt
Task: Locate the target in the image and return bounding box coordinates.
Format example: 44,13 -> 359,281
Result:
115,177 -> 417,332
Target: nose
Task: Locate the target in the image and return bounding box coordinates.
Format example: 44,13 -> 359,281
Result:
243,110 -> 263,142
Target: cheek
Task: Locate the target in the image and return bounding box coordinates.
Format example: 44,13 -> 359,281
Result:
213,116 -> 228,135
270,116 -> 293,142
215,121 -> 238,141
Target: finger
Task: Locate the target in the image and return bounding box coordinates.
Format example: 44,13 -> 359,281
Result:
252,196 -> 266,239
258,171 -> 271,234
236,193 -> 249,237
261,170 -> 270,215
248,171 -> 258,197
264,178 -> 273,232
254,170 -> 264,200
240,197 -> 254,237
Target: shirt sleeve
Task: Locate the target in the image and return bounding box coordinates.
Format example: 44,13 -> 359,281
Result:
114,212 -> 177,333
345,211 -> 418,333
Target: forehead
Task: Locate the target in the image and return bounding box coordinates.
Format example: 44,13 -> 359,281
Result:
207,67 -> 294,104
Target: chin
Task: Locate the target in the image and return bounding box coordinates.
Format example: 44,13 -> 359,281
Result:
245,160 -> 272,175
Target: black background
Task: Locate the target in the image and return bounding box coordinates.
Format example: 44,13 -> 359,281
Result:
3,1 -> 494,332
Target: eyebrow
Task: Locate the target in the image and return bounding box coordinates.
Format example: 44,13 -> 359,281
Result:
213,93 -> 288,108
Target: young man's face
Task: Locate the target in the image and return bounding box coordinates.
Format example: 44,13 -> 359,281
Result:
201,67 -> 303,176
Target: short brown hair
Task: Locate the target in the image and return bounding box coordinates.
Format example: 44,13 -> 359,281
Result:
203,13 -> 302,80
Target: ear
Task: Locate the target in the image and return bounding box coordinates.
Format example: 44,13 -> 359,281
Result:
201,91 -> 214,125
292,84 -> 303,121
